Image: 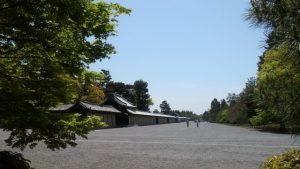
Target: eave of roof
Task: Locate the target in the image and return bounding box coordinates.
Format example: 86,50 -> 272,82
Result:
49,104 -> 74,111
80,102 -> 120,113
113,94 -> 137,108
49,102 -> 121,113
127,109 -> 178,118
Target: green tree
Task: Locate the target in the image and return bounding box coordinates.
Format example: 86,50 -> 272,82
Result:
224,79 -> 257,124
226,78 -> 257,124
209,98 -> 220,122
220,99 -> 228,110
225,93 -> 246,124
227,101 -> 248,124
216,99 -> 229,123
226,93 -> 238,107
217,108 -> 229,123
0,0 -> 129,163
78,70 -> 106,104
160,100 -> 171,115
239,77 -> 257,118
247,1 -> 300,161
202,111 -> 209,121
100,69 -> 112,88
105,81 -> 135,103
153,109 -> 159,114
81,85 -> 105,104
255,47 -> 300,130
246,0 -> 300,52
247,0 -> 300,132
133,80 -> 153,111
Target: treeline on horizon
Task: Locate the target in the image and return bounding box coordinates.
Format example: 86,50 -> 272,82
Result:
202,77 -> 257,125
155,100 -> 200,120
203,0 -> 300,134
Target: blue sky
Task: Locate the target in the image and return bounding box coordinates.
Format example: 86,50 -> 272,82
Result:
90,0 -> 264,114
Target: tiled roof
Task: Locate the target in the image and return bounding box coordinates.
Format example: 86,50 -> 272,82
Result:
50,102 -> 121,113
49,104 -> 74,111
177,116 -> 188,119
127,109 -> 178,118
113,94 -> 136,108
80,102 -> 120,113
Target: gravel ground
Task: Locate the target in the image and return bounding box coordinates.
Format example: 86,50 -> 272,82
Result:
1,122 -> 300,169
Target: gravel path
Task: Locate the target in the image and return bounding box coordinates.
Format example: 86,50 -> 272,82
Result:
1,122 -> 300,169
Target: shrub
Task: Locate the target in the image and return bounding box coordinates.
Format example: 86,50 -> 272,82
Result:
250,114 -> 264,126
217,108 -> 229,123
250,109 -> 273,126
260,149 -> 300,169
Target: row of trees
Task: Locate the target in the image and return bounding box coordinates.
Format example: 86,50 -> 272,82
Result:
156,100 -> 200,120
203,0 -> 300,133
247,0 -> 300,132
202,77 -> 257,124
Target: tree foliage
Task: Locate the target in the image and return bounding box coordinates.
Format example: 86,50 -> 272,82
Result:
104,78 -> 153,110
105,81 -> 135,103
159,101 -> 199,120
133,80 -> 153,111
202,111 -> 209,121
153,109 -> 159,114
5,114 -> 105,150
78,70 -> 106,104
246,0 -> 300,132
216,108 -> 229,123
255,47 -> 300,130
172,110 -> 199,120
260,149 -> 300,169
0,151 -> 32,169
246,0 -> 300,52
226,78 -> 257,124
203,78 -> 257,124
240,77 -> 257,117
160,100 -> 171,115
0,0 -> 130,151
209,98 -> 220,122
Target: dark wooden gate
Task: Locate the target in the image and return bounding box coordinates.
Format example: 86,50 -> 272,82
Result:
116,113 -> 129,127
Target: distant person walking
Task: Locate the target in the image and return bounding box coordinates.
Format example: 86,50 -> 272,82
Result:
186,119 -> 189,127
196,120 -> 199,128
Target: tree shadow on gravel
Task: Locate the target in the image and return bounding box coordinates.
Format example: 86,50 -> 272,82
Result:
0,151 -> 33,169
